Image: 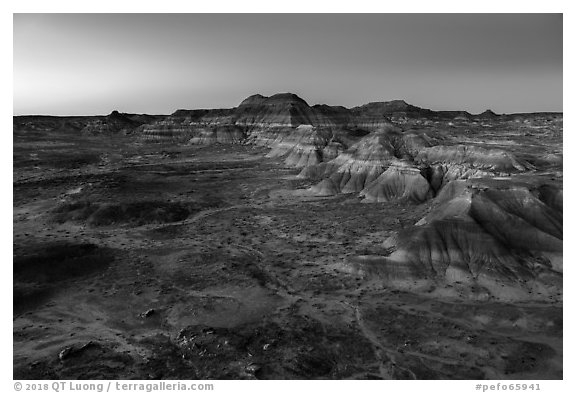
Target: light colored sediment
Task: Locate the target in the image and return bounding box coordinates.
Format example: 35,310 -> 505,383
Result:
348,178 -> 563,301
360,161 -> 432,203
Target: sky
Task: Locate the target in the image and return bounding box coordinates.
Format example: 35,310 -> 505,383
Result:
13,13 -> 563,115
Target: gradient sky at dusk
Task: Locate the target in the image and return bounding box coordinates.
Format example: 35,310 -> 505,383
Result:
13,13 -> 562,115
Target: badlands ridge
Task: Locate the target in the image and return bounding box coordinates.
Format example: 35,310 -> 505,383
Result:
14,93 -> 563,302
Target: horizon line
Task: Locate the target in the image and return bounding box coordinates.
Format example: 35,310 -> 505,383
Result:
12,93 -> 564,118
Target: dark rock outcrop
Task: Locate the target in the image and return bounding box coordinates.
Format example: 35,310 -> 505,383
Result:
81,111 -> 142,134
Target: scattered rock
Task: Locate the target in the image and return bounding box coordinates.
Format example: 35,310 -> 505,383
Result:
140,309 -> 156,318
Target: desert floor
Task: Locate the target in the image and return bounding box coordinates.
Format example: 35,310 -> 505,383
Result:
13,130 -> 562,379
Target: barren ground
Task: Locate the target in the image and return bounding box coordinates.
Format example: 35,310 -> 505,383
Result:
13,127 -> 562,379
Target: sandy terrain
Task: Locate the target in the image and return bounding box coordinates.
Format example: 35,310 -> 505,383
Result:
13,123 -> 562,379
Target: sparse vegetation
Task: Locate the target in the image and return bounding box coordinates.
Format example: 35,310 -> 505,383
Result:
13,102 -> 562,380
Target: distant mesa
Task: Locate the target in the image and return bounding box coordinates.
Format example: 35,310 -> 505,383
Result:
258,93 -> 310,106
238,94 -> 268,107
138,92 -> 399,149
478,109 -> 499,118
239,92 -> 309,107
352,99 -> 422,116
12,92 -> 563,302
80,110 -> 142,134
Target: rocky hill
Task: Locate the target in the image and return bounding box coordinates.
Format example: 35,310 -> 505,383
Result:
349,178 -> 562,301
14,93 -> 562,301
81,111 -> 142,134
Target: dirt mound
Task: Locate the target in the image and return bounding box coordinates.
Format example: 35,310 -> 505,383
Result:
317,129 -> 403,193
264,125 -> 335,167
52,200 -> 198,227
360,161 -> 432,203
349,179 -> 563,301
